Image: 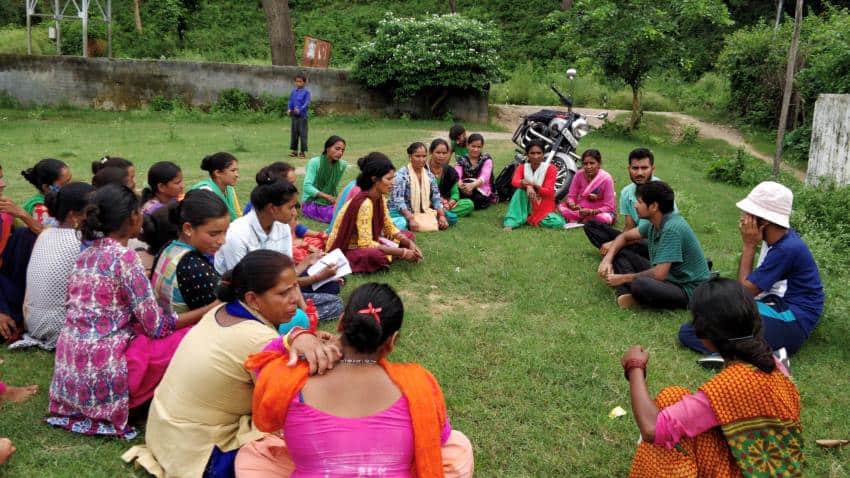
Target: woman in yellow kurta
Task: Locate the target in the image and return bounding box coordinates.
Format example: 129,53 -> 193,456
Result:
122,250 -> 339,477
325,152 -> 422,273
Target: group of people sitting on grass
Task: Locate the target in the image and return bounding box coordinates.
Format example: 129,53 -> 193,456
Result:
0,122 -> 826,476
0,141 -> 477,476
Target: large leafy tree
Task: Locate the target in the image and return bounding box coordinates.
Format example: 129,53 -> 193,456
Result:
352,13 -> 502,113
558,0 -> 731,129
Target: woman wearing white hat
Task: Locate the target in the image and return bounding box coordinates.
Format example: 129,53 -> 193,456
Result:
679,181 -> 824,356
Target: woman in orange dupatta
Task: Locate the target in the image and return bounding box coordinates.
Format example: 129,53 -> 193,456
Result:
623,279 -> 802,478
237,283 -> 474,478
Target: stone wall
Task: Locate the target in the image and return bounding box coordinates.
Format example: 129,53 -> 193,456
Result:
806,94 -> 850,186
0,54 -> 488,123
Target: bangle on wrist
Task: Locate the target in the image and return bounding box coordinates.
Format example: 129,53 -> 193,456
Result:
289,327 -> 314,349
283,327 -> 304,351
623,358 -> 647,381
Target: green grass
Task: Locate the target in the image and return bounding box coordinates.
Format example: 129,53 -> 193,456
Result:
0,109 -> 847,477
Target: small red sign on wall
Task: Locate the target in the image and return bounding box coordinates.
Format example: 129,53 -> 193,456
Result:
302,36 -> 331,68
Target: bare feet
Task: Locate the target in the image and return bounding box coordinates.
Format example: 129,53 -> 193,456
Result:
1,384 -> 38,404
503,226 -> 512,232
0,438 -> 15,465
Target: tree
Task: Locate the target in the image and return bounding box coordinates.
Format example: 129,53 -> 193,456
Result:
561,0 -> 573,11
262,0 -> 297,66
448,0 -> 457,14
352,13 -> 502,113
558,0 -> 732,129
134,0 -> 143,33
773,0 -> 804,177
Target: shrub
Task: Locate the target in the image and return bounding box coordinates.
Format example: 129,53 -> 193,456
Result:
351,13 -> 502,105
213,88 -> 252,113
717,22 -> 792,128
0,89 -> 20,108
782,125 -> 811,165
679,124 -> 700,145
148,95 -> 187,112
706,149 -> 755,186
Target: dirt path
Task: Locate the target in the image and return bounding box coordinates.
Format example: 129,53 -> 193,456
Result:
433,105 -> 805,180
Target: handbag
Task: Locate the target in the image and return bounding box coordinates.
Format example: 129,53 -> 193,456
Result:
410,212 -> 439,232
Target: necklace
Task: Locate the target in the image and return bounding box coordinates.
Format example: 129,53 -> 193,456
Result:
340,358 -> 378,365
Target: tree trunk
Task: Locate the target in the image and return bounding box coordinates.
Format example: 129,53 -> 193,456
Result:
773,0 -> 803,177
262,0 -> 297,66
134,0 -> 143,33
774,0 -> 783,31
448,0 -> 457,13
561,0 -> 573,11
629,84 -> 642,130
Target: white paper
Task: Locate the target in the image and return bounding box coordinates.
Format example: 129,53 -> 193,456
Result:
308,249 -> 352,291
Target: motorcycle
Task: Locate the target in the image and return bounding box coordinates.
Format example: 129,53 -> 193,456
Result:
498,70 -> 607,203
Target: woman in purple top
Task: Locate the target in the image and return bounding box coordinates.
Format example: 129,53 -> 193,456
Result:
454,133 -> 495,209
141,161 -> 183,216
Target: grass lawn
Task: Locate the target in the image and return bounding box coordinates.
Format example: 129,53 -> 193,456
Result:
0,109 -> 847,477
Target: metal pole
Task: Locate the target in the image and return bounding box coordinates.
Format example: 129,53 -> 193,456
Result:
26,0 -> 33,55
55,0 -> 61,55
107,0 -> 112,58
81,0 -> 88,58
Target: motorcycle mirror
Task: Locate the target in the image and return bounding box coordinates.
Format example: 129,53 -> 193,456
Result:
566,68 -> 577,80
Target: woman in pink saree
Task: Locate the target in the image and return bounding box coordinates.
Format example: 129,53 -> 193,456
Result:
559,149 -> 616,224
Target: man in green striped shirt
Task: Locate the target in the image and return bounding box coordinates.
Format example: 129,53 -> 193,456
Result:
597,181 -> 710,309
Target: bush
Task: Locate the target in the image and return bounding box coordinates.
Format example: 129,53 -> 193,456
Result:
679,124 -> 700,145
792,182 -> 850,275
717,21 -> 792,127
782,125 -> 811,165
707,149 -> 748,185
796,9 -> 850,115
351,13 -> 502,104
213,88 -> 252,113
0,89 -> 20,108
210,88 -> 288,115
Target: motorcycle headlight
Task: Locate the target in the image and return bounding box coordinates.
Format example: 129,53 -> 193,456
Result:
571,118 -> 590,139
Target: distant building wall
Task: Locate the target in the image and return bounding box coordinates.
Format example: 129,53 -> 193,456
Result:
0,54 -> 488,123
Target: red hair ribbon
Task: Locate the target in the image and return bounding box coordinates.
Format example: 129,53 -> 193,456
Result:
358,302 -> 382,324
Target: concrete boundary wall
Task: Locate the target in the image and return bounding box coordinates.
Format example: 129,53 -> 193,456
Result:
0,54 -> 488,122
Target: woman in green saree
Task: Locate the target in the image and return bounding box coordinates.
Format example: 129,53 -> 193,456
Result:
188,152 -> 242,222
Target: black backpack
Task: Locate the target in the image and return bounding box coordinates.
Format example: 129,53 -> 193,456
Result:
493,159 -> 521,203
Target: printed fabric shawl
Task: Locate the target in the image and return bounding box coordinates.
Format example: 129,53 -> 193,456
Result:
699,362 -> 803,477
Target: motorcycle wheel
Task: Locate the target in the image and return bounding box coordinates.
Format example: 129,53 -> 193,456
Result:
550,156 -> 574,202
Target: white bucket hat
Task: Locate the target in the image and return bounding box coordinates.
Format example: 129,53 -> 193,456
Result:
736,181 -> 793,228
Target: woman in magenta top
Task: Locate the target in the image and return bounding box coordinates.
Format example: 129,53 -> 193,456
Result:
237,283 -> 474,477
559,149 -> 616,224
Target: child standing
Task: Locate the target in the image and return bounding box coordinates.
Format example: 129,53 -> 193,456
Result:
289,73 -> 311,159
